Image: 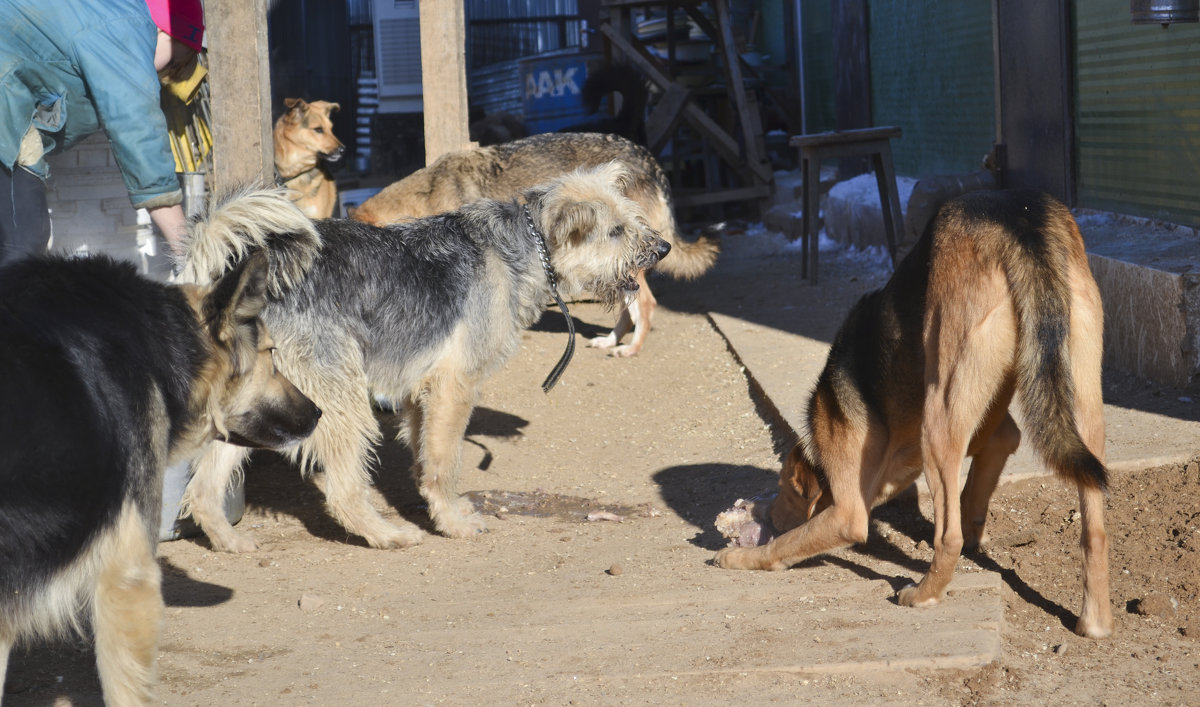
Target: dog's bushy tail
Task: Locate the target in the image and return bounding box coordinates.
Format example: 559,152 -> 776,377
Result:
654,226 -> 720,280
178,187 -> 321,296
987,191 -> 1107,492
631,158 -> 719,280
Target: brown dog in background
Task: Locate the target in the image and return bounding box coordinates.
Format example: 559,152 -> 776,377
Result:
715,189 -> 1112,639
350,132 -> 718,357
273,98 -> 344,219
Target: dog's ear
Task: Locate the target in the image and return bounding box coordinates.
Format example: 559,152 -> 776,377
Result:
282,98 -> 307,123
203,251 -> 270,351
771,444 -> 826,532
546,201 -> 597,246
594,160 -> 634,195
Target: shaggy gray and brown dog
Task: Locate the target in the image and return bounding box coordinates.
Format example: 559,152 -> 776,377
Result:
350,132 -> 716,357
178,163 -> 670,552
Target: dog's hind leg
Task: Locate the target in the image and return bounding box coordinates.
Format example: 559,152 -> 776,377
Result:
1070,273 -> 1112,638
589,303 -> 634,352
960,398 -> 1020,549
900,269 -> 1014,608
589,270 -> 656,357
184,442 -> 255,552
614,272 -> 656,357
407,372 -> 487,538
93,503 -> 162,707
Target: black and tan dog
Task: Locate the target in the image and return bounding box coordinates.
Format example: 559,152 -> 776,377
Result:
715,189 -> 1112,639
0,252 -> 321,704
350,132 -> 716,357
178,164 -> 671,553
274,97 -> 345,219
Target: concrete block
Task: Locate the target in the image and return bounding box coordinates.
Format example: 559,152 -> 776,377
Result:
770,170 -> 803,208
1089,255 -> 1194,387
74,144 -> 113,170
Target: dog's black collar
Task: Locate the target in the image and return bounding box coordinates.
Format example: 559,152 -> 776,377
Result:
523,204 -> 575,393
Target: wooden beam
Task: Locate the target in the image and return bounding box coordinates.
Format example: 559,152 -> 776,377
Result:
598,23 -> 773,184
205,0 -> 274,198
419,0 -> 472,164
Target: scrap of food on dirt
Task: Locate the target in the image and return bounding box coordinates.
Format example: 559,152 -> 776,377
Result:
715,494 -> 777,548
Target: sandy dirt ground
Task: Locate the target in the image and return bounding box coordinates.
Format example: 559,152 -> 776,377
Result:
4,225 -> 1199,705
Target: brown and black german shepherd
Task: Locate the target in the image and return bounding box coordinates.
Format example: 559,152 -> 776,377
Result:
274,98 -> 345,219
0,252 -> 321,704
715,189 -> 1112,638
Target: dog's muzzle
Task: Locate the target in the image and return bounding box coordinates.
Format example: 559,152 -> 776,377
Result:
322,145 -> 346,163
637,238 -> 671,269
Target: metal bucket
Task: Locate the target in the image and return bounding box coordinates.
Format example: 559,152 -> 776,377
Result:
159,457 -> 245,542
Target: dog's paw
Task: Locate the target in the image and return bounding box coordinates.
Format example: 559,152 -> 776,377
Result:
1075,605 -> 1114,639
588,333 -> 618,349
714,547 -> 779,571
961,519 -> 990,550
1074,617 -> 1113,639
435,497 -> 488,538
439,512 -> 488,538
365,523 -> 425,550
896,582 -> 942,608
607,344 -> 640,358
210,531 -> 260,553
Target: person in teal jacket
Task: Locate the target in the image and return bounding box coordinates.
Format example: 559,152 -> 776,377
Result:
0,0 -> 204,265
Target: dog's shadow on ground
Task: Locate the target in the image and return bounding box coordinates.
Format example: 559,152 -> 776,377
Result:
219,406 -> 529,548
2,639 -> 103,706
653,463 -> 780,550
160,557 -> 234,607
529,304 -> 609,338
657,462 -> 1076,625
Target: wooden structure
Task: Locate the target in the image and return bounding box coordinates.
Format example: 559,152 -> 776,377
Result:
419,0 -> 472,164
790,126 -> 902,284
598,0 -> 772,211
205,0 -> 274,197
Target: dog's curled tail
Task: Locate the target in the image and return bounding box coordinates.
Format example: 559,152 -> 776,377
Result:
994,191 -> 1107,492
178,187 -> 322,297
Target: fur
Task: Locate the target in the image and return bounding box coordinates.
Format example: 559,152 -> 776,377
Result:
714,189 -> 1112,639
274,98 -> 345,219
0,253 -> 320,704
350,131 -> 717,357
177,163 -> 671,553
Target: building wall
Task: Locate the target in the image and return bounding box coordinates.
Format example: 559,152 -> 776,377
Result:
1074,1 -> 1200,227
867,1 -> 995,177
43,133 -> 169,276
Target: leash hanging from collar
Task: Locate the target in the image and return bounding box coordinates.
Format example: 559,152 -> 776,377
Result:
523,204 -> 575,393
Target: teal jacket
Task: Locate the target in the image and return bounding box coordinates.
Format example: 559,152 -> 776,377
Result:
0,0 -> 181,209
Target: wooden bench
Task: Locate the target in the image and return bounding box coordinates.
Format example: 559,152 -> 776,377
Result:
790,126 -> 903,283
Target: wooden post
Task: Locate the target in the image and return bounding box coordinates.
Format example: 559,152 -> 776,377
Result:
419,0 -> 472,164
205,0 -> 275,198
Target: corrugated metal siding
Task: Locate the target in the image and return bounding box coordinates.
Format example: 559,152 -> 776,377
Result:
868,2 -> 995,177
1074,1 -> 1200,226
801,1 -> 835,133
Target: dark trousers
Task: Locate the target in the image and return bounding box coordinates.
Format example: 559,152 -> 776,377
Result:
0,163 -> 51,267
